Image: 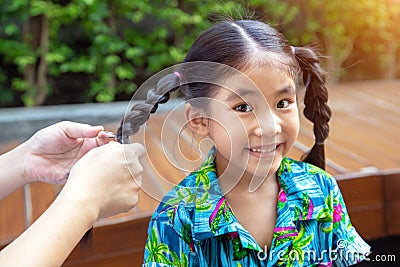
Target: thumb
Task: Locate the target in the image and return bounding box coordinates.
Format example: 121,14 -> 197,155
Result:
58,121 -> 104,139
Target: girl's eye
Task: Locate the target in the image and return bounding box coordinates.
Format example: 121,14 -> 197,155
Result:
277,99 -> 291,109
234,103 -> 253,112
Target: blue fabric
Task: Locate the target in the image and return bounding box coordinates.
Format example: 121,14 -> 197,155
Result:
142,147 -> 370,266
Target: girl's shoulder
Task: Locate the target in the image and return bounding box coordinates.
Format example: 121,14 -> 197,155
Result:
149,174 -> 197,225
281,157 -> 333,175
159,173 -> 198,206
279,157 -> 336,193
152,149 -> 218,220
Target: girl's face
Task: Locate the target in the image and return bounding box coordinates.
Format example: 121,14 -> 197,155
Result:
206,65 -> 299,184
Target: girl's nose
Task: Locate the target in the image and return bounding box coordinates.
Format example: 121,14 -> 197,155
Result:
253,115 -> 282,137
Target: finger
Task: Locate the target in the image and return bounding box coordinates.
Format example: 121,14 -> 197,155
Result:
58,121 -> 104,139
95,131 -> 117,146
95,136 -> 112,147
97,131 -> 117,139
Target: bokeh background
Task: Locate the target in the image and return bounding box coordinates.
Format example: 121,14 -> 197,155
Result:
0,0 -> 399,107
0,1 -> 399,266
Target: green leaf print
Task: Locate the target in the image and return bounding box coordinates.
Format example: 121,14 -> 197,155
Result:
317,191 -> 334,223
317,207 -> 332,223
165,187 -> 194,206
232,236 -> 249,260
316,191 -> 336,233
278,201 -> 286,210
210,208 -> 223,234
278,224 -> 313,267
273,228 -> 298,248
195,165 -> 214,188
145,226 -> 189,266
145,227 -> 172,264
295,228 -> 313,249
169,250 -> 189,267
302,192 -> 312,219
209,197 -> 233,234
293,192 -> 314,221
277,158 -> 292,177
165,207 -> 176,224
294,206 -> 302,221
196,190 -> 212,211
307,163 -> 325,176
321,223 -> 333,233
181,224 -> 193,245
202,151 -> 215,168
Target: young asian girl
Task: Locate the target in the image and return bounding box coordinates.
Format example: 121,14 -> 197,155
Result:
117,19 -> 371,267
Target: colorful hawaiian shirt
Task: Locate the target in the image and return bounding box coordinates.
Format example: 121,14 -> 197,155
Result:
143,147 -> 371,267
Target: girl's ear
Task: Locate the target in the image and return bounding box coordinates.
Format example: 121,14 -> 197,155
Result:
184,103 -> 209,136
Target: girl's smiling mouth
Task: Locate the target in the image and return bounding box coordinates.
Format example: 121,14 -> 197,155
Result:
247,144 -> 282,158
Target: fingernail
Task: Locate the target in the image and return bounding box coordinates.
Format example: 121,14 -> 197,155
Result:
100,131 -> 117,138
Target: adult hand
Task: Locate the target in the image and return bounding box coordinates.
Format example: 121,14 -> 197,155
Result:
60,141 -> 145,219
0,141 -> 145,267
22,121 -> 112,184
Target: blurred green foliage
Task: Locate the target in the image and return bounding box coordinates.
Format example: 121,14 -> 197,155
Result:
0,0 -> 398,107
293,0 -> 400,82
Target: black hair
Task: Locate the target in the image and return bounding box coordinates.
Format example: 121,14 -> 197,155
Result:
117,19 -> 331,170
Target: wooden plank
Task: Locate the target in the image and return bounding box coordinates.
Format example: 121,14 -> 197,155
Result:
347,80 -> 400,104
297,117 -> 366,173
346,209 -> 386,240
329,119 -> 399,169
30,182 -> 57,223
384,173 -> 400,236
338,176 -> 384,208
337,176 -> 386,239
327,83 -> 400,173
0,140 -> 27,243
62,216 -> 151,267
0,188 -> 26,246
332,82 -> 400,113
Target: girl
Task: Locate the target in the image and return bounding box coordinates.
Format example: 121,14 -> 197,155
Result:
117,20 -> 370,266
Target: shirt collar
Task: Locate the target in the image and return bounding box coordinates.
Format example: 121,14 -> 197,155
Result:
192,147 -> 257,249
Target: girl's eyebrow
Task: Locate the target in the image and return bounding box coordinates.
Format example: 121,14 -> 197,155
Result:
273,86 -> 296,98
224,89 -> 256,102
224,85 -> 295,102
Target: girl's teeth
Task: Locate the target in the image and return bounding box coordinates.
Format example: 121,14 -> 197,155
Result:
250,146 -> 276,153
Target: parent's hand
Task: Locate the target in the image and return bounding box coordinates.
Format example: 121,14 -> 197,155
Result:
23,121 -> 112,184
61,141 -> 145,219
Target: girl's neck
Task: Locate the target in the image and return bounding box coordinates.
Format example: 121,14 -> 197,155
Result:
215,154 -> 277,196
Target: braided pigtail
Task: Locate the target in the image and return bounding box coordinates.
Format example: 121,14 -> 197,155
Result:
293,46 -> 332,170
77,73 -> 181,249
117,72 -> 182,143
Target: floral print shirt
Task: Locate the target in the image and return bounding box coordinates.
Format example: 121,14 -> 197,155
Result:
143,148 -> 370,267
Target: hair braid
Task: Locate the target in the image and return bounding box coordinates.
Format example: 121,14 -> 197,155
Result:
77,74 -> 180,248
117,73 -> 181,143
294,46 -> 332,170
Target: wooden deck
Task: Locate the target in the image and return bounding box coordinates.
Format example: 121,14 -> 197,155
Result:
0,80 -> 399,266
